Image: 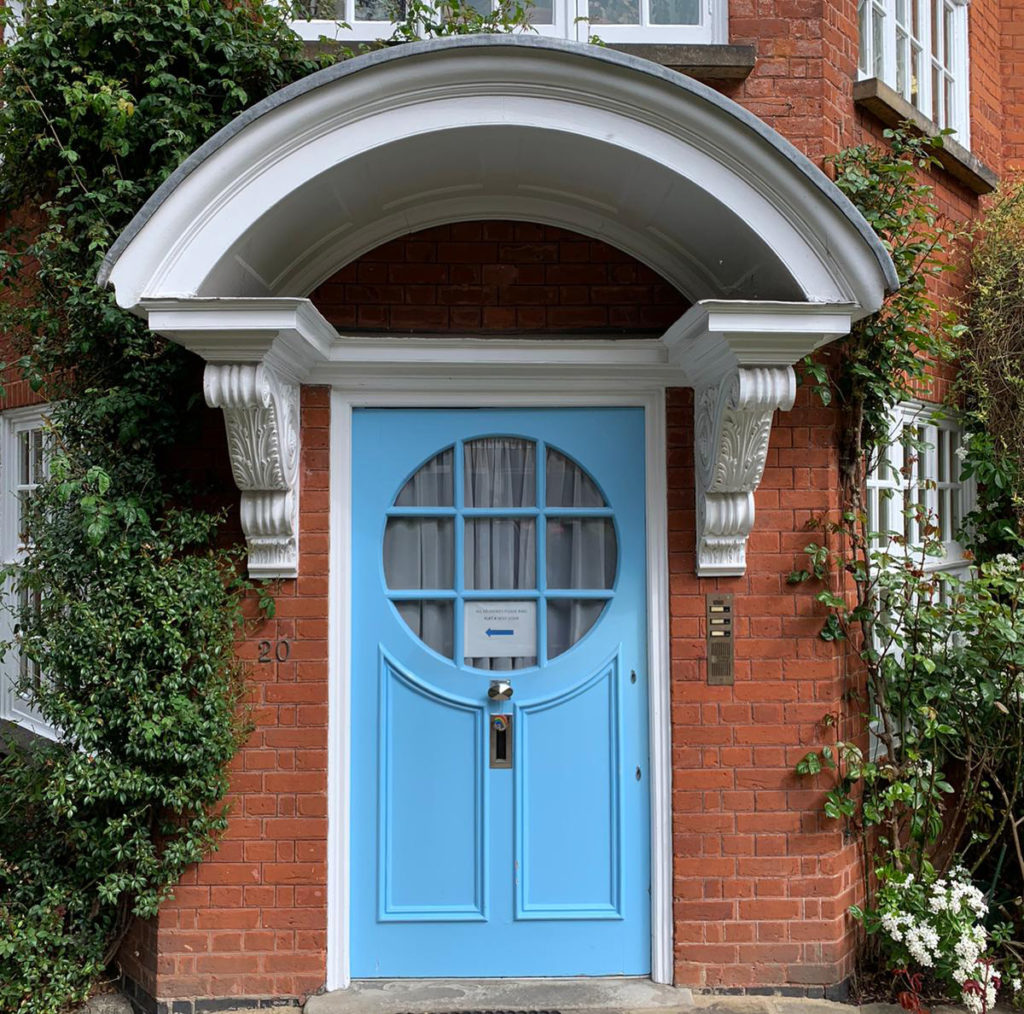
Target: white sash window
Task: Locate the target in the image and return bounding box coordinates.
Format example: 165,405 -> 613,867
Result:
289,0 -> 726,43
0,406 -> 54,739
858,0 -> 970,143
866,402 -> 973,578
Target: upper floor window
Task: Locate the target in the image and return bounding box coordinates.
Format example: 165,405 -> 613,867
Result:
857,0 -> 970,143
0,406 -> 54,739
289,0 -> 726,44
866,402 -> 973,576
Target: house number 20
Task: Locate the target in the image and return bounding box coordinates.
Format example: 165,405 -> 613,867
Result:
257,639 -> 292,663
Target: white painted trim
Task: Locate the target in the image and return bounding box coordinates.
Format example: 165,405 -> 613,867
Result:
643,387 -> 673,984
326,383 -> 672,988
327,396 -> 353,989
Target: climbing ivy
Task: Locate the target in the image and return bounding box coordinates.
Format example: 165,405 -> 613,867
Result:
0,3 -> 326,1011
793,129 -> 1024,1003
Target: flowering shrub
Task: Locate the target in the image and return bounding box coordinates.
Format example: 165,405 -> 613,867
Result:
858,866 -> 1000,1013
792,512 -> 1024,998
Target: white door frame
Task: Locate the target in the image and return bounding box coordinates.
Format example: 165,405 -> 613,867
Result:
327,381 -> 672,989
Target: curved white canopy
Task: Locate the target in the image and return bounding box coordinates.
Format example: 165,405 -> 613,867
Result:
99,36 -> 896,315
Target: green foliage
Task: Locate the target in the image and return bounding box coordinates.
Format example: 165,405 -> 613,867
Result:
795,128 -> 1024,1001
807,128 -> 963,491
792,517 -> 1024,998
792,532 -> 1024,868
0,2 -> 330,1010
958,184 -> 1024,557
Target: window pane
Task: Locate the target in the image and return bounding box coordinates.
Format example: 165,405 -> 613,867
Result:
912,42 -> 922,107
858,0 -> 870,74
465,599 -> 537,670
546,448 -> 606,507
32,431 -> 43,484
873,6 -> 886,78
293,0 -> 343,14
384,518 -> 454,589
395,448 -> 454,507
590,0 -> 640,25
896,32 -> 907,96
530,0 -> 554,23
397,600 -> 453,659
548,600 -> 606,659
877,489 -> 891,537
465,518 -> 536,590
650,0 -> 699,24
19,431 -> 29,486
355,0 -> 402,18
465,438 -> 536,508
547,519 -> 617,589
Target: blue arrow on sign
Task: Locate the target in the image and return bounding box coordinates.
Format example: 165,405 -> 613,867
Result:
486,628 -> 514,637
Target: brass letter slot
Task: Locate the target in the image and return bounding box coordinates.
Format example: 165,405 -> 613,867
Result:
490,714 -> 513,769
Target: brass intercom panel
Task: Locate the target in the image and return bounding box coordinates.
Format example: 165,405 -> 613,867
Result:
706,594 -> 734,685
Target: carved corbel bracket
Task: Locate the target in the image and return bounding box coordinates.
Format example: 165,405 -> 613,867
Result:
695,366 -> 795,577
204,362 -> 300,579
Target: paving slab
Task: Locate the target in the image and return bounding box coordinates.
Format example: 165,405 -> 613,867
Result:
77,994 -> 134,1014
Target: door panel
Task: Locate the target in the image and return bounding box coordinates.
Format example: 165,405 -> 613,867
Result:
379,653 -> 486,921
351,407 -> 649,978
517,659 -> 620,919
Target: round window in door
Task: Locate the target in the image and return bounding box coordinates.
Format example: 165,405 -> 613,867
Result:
382,437 -> 618,669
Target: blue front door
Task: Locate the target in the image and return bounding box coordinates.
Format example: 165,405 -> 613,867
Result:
350,407 -> 650,977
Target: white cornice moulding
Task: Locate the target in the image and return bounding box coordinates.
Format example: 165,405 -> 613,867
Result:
140,295 -> 856,579
674,300 -> 853,577
663,299 -> 855,383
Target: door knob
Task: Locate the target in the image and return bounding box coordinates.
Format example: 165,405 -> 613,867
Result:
488,680 -> 513,700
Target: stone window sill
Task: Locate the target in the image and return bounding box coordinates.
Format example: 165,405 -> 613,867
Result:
608,43 -> 755,79
853,77 -> 997,195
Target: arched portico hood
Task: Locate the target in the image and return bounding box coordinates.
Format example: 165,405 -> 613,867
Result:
99,35 -> 896,312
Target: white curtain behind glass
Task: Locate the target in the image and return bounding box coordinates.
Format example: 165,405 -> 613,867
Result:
383,439 -> 616,667
465,439 -> 537,670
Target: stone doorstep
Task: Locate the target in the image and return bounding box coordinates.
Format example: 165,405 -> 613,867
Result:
304,977 -> 694,1014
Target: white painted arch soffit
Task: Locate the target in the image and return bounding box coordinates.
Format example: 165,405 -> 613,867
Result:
98,37 -> 897,579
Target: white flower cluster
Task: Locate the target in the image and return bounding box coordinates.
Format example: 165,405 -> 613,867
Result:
878,867 -> 999,1011
961,966 -> 999,1014
929,868 -> 988,920
992,552 -> 1021,575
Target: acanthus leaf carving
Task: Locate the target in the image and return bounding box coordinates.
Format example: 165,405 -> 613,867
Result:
695,366 -> 795,577
204,362 -> 300,579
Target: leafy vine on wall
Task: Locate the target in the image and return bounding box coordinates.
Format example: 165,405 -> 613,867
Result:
794,129 -> 1024,1009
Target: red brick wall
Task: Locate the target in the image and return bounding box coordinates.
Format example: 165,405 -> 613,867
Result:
667,387 -> 860,989
310,222 -> 690,334
134,386 -> 331,1002
1001,0 -> 1024,175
